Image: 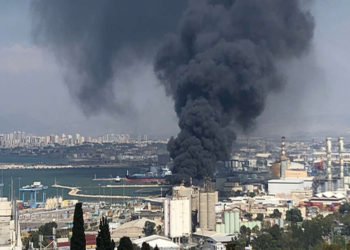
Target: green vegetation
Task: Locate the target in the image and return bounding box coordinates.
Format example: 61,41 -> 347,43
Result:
227,206 -> 350,250
270,208 -> 282,218
118,236 -> 134,250
22,221 -> 57,249
96,216 -> 115,250
256,213 -> 264,221
285,208 -> 303,223
143,221 -> 156,236
71,202 -> 86,250
141,242 -> 151,250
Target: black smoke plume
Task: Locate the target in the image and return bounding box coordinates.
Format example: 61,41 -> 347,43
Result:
31,0 -> 186,115
155,0 -> 314,183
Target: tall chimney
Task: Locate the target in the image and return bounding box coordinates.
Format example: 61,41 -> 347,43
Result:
281,136 -> 286,160
326,137 -> 332,180
339,137 -> 344,178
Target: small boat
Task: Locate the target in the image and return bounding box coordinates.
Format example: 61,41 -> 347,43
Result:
114,176 -> 121,182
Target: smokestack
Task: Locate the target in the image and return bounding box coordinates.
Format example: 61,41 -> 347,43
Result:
326,137 -> 332,180
339,137 -> 344,179
281,136 -> 286,160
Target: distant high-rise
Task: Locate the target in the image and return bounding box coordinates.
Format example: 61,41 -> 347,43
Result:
326,137 -> 332,180
339,137 -> 344,179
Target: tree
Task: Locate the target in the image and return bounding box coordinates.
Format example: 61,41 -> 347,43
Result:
252,233 -> 277,250
226,237 -> 246,250
339,202 -> 350,215
252,225 -> 260,234
240,225 -> 247,236
39,221 -> 57,236
154,245 -> 159,250
141,242 -> 151,250
96,216 -> 115,250
270,209 -> 282,219
286,208 -> 303,223
268,225 -> 282,242
118,236 -> 133,250
244,213 -> 253,221
341,214 -> 350,235
320,242 -> 343,250
23,221 -> 59,249
256,213 -> 264,221
143,221 -> 156,236
70,202 -> 86,250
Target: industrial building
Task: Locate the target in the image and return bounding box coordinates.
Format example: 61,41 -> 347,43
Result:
216,210 -> 240,234
268,178 -> 313,195
270,136 -> 308,179
199,180 -> 218,231
163,197 -> 191,240
268,137 -> 313,195
316,137 -> 345,193
268,136 -> 350,197
170,181 -> 218,232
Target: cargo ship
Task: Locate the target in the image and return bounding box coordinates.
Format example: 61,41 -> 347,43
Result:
125,168 -> 171,183
125,173 -> 166,183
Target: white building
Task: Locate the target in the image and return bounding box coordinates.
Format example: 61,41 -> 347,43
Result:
268,178 -> 313,195
133,235 -> 180,250
193,229 -> 233,250
268,179 -> 305,195
0,198 -> 22,250
164,198 -> 191,239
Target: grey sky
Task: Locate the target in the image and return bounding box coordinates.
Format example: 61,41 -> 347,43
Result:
0,1 -> 349,137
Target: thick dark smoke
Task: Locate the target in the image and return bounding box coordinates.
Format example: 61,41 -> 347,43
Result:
155,0 -> 314,183
31,0 -> 186,115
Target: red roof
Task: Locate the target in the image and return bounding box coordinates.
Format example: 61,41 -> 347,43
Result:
57,234 -> 96,247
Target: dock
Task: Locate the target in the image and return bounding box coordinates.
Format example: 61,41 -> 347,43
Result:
104,184 -> 172,188
92,178 -> 122,181
51,184 -> 155,200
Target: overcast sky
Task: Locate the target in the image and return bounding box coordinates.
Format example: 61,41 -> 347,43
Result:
0,1 -> 349,138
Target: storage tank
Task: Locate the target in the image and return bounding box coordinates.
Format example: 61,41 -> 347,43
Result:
199,191 -> 218,231
221,223 -> 225,234
234,211 -> 240,233
224,211 -> 230,234
229,211 -> 234,234
216,224 -> 221,233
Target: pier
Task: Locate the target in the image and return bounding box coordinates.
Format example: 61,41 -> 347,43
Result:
93,177 -> 118,181
104,184 -> 172,188
51,184 -> 156,200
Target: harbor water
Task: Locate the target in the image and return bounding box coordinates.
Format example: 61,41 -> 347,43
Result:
1,166 -> 168,202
